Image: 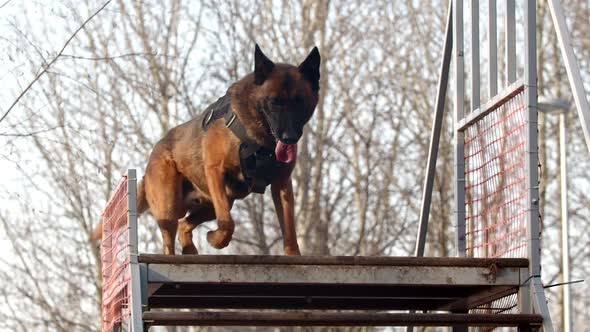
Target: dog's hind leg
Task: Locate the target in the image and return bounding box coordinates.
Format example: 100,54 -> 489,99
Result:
156,219 -> 177,255
178,204 -> 216,255
145,151 -> 186,255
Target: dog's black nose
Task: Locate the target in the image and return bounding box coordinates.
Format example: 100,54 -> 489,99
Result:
280,137 -> 298,145
280,130 -> 299,144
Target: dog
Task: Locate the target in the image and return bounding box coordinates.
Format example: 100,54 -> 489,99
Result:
92,45 -> 320,256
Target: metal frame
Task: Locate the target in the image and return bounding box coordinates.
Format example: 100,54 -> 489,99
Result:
415,2 -> 453,257
453,0 -> 466,257
538,97 -> 572,331
488,0 -> 498,98
141,254 -> 535,329
505,0 -> 517,84
547,0 -> 590,154
544,1 -> 590,328
145,258 -> 525,286
457,79 -> 524,131
414,0 -> 585,330
416,5 -> 564,327
559,111 -> 571,332
522,2 -> 555,330
471,1 -> 480,112
143,312 -> 543,328
126,169 -> 143,332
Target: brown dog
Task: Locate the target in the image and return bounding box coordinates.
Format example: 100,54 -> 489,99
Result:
92,45 -> 320,256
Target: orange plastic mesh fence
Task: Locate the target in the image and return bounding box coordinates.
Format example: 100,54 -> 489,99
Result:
100,176 -> 130,332
464,89 -> 529,259
464,87 -> 539,327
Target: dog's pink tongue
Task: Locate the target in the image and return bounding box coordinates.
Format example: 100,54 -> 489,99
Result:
275,141 -> 297,163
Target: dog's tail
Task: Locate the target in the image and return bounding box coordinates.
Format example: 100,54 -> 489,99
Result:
90,180 -> 149,242
90,219 -> 103,243
136,179 -> 148,215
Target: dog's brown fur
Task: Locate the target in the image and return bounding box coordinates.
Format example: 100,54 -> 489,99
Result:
92,45 -> 320,255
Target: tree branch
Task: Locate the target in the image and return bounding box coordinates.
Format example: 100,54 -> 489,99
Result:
0,0 -> 112,125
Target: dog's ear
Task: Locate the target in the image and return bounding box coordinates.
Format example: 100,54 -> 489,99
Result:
298,47 -> 321,92
254,44 -> 275,85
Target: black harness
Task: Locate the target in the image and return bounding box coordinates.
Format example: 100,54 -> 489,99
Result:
202,94 -> 281,194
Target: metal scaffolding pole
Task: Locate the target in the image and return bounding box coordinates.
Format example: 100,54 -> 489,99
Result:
547,0 -> 590,155
127,169 -> 143,332
415,2 -> 453,258
524,1 -> 554,330
453,0 -> 466,258
559,112 -> 572,332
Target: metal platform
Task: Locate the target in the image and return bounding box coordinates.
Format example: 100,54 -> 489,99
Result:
138,254 -> 542,329
142,311 -> 543,328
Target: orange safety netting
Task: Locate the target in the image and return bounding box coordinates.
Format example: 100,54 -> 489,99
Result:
464,89 -> 528,259
464,88 -> 540,326
100,176 -> 131,331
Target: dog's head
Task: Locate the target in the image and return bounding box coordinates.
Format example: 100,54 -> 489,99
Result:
252,44 -> 320,163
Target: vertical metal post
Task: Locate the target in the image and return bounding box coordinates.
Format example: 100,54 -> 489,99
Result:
524,0 -> 540,300
547,0 -> 590,155
127,169 -> 144,332
451,5 -> 473,331
488,0 -> 498,98
453,0 -> 466,257
506,0 -> 517,84
408,6 -> 453,332
471,1 -> 480,111
406,4 -> 453,332
559,112 -> 572,332
524,2 -> 554,330
415,3 -> 453,258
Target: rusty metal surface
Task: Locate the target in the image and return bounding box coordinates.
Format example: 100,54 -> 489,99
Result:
145,262 -> 524,286
142,311 -> 543,327
138,254 -> 529,268
148,296 -> 455,311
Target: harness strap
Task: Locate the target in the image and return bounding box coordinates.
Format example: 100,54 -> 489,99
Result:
202,94 -> 274,194
223,111 -> 251,149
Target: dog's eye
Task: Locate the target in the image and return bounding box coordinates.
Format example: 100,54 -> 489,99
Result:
271,98 -> 285,107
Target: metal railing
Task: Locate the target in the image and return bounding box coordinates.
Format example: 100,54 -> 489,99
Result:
100,170 -> 142,332
409,0 -> 590,329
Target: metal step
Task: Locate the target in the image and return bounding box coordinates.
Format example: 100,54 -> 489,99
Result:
139,255 -> 529,312
142,311 -> 543,327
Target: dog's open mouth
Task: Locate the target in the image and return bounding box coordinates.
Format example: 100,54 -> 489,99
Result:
275,140 -> 297,163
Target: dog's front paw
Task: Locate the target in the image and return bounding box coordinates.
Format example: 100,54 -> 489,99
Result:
207,229 -> 233,249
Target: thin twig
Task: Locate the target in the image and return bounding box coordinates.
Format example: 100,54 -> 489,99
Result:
0,0 -> 12,10
60,52 -> 173,61
0,125 -> 62,137
0,0 -> 113,125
